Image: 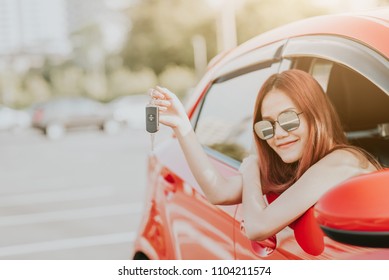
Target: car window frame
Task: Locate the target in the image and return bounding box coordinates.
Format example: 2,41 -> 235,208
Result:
280,35 -> 389,95
191,58 -> 283,168
192,64 -> 279,169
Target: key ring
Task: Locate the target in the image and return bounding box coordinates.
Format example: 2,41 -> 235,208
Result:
149,89 -> 157,106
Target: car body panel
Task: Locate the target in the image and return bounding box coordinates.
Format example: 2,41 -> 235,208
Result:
31,97 -> 115,139
0,105 -> 31,131
108,95 -> 148,129
316,171 -> 389,232
146,138 -> 238,259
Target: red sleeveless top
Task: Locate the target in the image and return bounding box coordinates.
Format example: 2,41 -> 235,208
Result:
266,192 -> 325,256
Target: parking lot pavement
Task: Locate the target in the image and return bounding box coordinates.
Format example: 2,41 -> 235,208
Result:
0,127 -> 170,259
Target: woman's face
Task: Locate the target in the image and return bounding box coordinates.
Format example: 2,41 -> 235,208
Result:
260,89 -> 309,163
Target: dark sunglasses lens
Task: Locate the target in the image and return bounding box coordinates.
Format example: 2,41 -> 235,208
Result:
254,121 -> 274,140
278,111 -> 300,131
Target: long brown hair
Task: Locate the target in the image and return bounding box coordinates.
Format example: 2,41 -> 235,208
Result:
253,69 -> 381,194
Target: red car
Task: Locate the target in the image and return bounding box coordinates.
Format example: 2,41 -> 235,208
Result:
133,9 -> 389,259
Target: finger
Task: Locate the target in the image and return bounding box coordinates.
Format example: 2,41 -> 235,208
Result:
245,154 -> 257,161
159,115 -> 178,128
240,158 -> 249,169
153,99 -> 171,107
148,88 -> 165,99
158,106 -> 168,112
156,86 -> 176,100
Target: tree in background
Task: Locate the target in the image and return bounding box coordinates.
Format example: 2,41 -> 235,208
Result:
122,0 -> 216,75
108,67 -> 158,97
121,0 -> 329,98
378,0 -> 389,4
0,0 -> 352,107
123,0 -> 329,71
236,0 -> 329,43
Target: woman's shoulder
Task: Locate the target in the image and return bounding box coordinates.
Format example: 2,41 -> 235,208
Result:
296,148 -> 377,194
320,147 -> 377,172
325,148 -> 359,162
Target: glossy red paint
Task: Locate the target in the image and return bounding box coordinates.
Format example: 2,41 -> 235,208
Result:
315,170 -> 389,232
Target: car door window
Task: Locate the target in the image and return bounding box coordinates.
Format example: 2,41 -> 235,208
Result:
194,64 -> 279,163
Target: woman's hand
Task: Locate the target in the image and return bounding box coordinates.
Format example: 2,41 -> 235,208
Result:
149,86 -> 191,135
239,155 -> 261,187
240,154 -> 269,240
149,86 -> 242,205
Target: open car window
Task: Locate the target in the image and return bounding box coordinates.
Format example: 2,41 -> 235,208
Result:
194,64 -> 279,164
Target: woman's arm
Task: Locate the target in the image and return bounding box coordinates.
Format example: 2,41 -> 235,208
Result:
151,87 -> 243,205
240,149 -> 376,241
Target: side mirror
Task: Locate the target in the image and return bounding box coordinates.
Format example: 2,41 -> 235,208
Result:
314,170 -> 389,248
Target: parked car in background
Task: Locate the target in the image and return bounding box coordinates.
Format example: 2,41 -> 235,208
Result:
31,97 -> 119,139
108,94 -> 148,130
133,9 -> 389,260
0,105 -> 31,132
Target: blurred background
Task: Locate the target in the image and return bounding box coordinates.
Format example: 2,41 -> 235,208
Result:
0,0 -> 388,259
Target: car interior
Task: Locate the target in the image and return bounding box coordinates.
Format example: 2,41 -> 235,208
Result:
326,64 -> 389,167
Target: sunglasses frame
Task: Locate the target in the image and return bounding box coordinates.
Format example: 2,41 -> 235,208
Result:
254,111 -> 303,140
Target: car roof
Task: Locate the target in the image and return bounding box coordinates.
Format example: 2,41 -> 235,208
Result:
188,8 -> 389,117
224,8 -> 389,64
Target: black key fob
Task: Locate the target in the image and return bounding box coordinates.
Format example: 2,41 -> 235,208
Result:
145,104 -> 159,133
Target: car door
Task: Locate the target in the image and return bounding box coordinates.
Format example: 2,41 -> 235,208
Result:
152,138 -> 240,259
271,34 -> 389,259
68,98 -> 104,127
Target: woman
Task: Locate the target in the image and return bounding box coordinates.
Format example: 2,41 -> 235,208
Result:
149,69 -> 381,246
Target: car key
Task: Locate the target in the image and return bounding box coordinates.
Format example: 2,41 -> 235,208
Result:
145,102 -> 159,151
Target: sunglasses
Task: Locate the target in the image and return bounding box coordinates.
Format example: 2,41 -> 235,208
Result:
254,111 -> 303,140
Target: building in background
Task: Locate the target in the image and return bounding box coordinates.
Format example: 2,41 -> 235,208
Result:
0,0 -> 71,72
0,0 -> 70,56
0,0 -> 129,69
66,0 -> 130,70
0,0 -> 130,105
